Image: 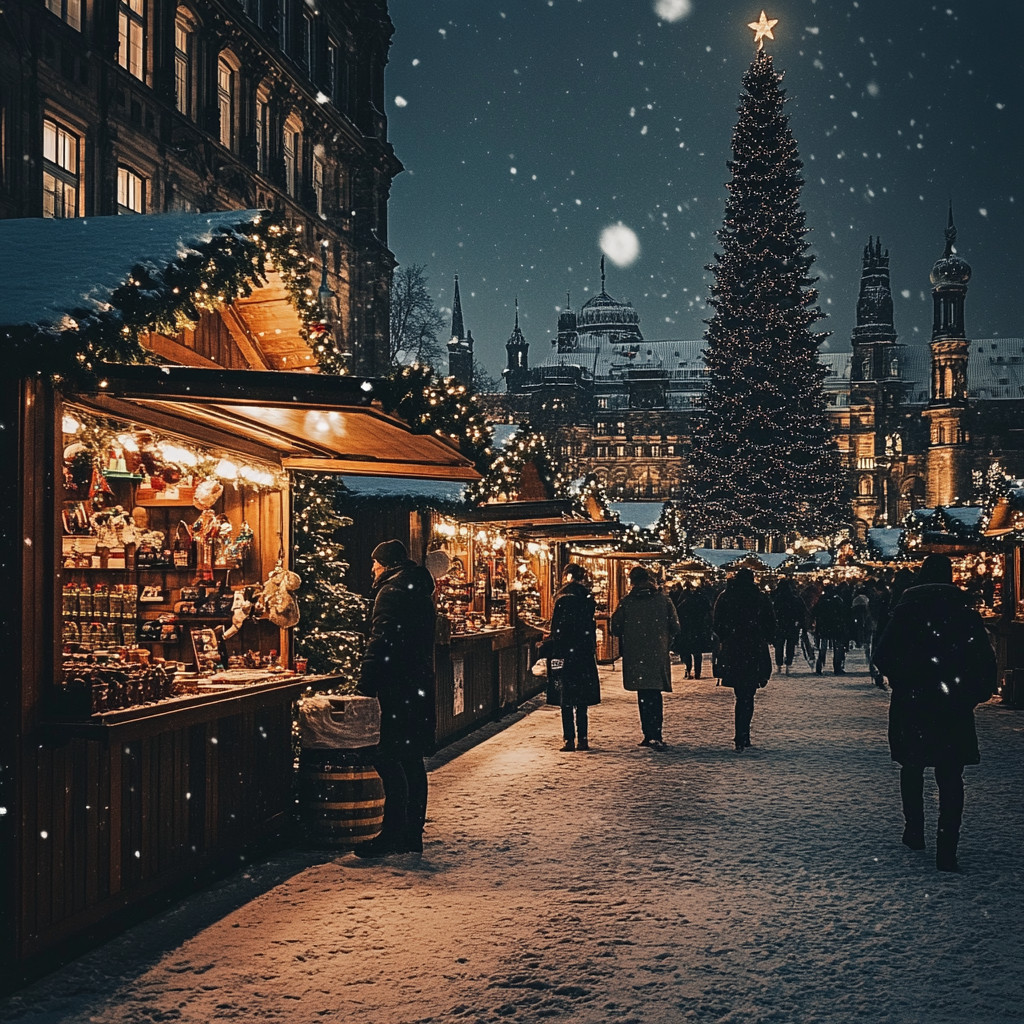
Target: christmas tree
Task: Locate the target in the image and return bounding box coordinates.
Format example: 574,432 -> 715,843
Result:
683,48 -> 847,544
290,472 -> 367,686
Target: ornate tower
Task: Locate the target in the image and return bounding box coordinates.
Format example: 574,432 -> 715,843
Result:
503,298 -> 529,390
446,275 -> 474,389
556,291 -> 578,354
849,237 -> 907,528
923,204 -> 972,507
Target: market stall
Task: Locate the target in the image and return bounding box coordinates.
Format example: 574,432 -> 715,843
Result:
0,211 -> 481,978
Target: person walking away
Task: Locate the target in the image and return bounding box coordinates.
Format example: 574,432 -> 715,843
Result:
873,554 -> 997,872
610,566 -> 680,751
771,578 -> 805,674
544,563 -> 601,751
799,581 -> 822,666
668,583 -> 691,677
677,583 -> 714,680
713,568 -> 777,751
812,584 -> 852,675
354,540 -> 437,857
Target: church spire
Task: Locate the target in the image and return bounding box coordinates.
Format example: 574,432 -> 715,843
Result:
600,255 -> 606,294
451,275 -> 465,341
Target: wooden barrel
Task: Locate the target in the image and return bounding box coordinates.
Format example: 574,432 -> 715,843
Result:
299,763 -> 385,846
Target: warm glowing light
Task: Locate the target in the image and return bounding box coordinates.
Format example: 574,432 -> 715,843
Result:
748,10 -> 778,50
215,459 -> 239,480
62,415 -> 81,435
115,432 -> 139,452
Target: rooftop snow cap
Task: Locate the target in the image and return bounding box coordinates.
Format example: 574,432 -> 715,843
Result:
372,539 -> 409,568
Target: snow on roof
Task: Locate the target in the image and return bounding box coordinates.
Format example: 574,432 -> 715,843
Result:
943,506 -> 983,528
608,502 -> 664,530
867,527 -> 904,559
338,475 -> 469,505
490,424 -> 521,449
691,548 -> 750,568
0,211 -> 261,330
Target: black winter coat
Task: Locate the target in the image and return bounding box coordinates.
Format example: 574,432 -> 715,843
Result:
772,587 -> 806,641
874,583 -> 997,767
675,590 -> 714,654
713,580 -> 776,688
357,560 -> 437,756
544,581 -> 601,707
813,592 -> 852,642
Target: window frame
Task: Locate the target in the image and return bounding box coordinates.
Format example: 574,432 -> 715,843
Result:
174,17 -> 193,118
42,116 -> 80,219
282,113 -> 302,198
45,0 -> 83,32
217,54 -> 238,152
117,166 -> 145,214
117,0 -> 145,81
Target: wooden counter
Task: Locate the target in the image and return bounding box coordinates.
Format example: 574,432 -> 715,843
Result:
18,674 -> 331,965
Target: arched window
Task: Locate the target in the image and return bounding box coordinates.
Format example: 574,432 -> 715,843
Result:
944,366 -> 954,399
217,53 -> 240,151
858,475 -> 874,496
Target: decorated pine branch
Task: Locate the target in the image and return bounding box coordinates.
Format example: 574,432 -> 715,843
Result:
467,422 -> 566,505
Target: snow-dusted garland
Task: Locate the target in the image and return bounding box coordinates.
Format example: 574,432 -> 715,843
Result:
6,214 -> 344,378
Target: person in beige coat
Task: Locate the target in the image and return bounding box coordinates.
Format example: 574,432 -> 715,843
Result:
610,566 -> 680,750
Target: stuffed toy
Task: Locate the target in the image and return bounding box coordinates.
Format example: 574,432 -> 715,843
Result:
261,566 -> 301,629
222,588 -> 254,639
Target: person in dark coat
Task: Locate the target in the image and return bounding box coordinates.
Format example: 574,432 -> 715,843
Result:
812,584 -> 852,675
675,583 -> 714,679
354,539 -> 437,857
873,554 -> 997,872
771,578 -> 805,674
544,563 -> 601,751
610,566 -> 680,751
869,568 -> 916,689
713,568 -> 777,751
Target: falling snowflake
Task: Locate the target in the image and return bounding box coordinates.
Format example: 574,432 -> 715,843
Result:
600,223 -> 640,267
654,0 -> 691,21
394,96 -> 408,108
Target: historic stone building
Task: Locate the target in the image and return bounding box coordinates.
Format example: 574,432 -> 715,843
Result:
0,0 -> 400,374
486,216 -> 1023,530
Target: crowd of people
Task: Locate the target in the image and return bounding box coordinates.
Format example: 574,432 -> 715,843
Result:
349,539 -> 998,874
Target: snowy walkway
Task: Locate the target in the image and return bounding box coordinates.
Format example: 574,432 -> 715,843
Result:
4,651 -> 1023,1024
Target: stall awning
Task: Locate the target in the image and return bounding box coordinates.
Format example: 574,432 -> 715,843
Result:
72,364 -> 480,481
690,548 -> 790,570
338,476 -> 470,503
460,499 -> 624,540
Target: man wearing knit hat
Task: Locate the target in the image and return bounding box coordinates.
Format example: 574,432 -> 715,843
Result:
354,539 -> 437,857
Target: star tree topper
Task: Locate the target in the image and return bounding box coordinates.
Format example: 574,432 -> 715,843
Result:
748,10 -> 778,50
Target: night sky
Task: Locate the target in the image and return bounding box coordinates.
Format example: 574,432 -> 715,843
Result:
385,0 -> 1022,379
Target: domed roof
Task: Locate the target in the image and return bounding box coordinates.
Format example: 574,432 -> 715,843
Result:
578,289 -> 641,330
930,206 -> 972,287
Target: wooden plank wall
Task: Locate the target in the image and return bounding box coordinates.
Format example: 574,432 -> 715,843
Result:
17,699 -> 293,963
433,636 -> 499,748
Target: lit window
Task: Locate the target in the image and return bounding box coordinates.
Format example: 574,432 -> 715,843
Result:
312,154 -> 325,216
42,117 -> 79,219
218,57 -> 235,150
118,0 -> 145,80
255,90 -> 269,174
46,0 -> 82,31
117,166 -> 145,213
174,19 -> 192,117
283,115 -> 301,198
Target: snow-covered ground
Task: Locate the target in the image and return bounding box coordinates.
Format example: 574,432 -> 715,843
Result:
3,650 -> 1023,1024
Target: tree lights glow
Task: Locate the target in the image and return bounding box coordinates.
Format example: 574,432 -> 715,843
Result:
682,50 -> 846,544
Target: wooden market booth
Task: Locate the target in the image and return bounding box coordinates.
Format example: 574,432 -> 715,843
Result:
0,215 -> 480,982
981,489 -> 1024,705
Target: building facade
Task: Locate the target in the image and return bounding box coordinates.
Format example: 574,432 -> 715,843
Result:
0,0 -> 401,374
494,217 -> 1023,531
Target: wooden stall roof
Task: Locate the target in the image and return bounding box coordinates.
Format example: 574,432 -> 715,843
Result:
459,499 -> 625,540
72,364 -> 481,481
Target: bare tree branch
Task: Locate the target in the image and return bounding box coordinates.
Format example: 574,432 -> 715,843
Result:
389,264 -> 446,369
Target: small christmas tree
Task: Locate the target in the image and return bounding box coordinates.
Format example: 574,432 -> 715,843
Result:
684,48 -> 847,543
290,472 -> 367,685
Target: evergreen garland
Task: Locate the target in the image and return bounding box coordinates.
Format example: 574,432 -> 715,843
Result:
290,472 -> 367,687
9,214 -> 344,378
467,422 -> 565,504
377,364 -> 493,473
683,50 -> 847,542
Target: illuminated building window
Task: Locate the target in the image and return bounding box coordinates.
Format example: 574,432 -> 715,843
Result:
117,166 -> 145,213
217,55 -> 237,151
283,113 -> 302,198
313,153 -> 325,216
42,117 -> 79,219
46,0 -> 83,31
255,88 -> 270,174
118,0 -> 145,81
174,18 -> 192,117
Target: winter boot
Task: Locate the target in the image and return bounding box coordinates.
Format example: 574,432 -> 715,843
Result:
577,738 -> 590,751
560,740 -> 576,752
901,825 -> 926,850
936,827 -> 960,872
